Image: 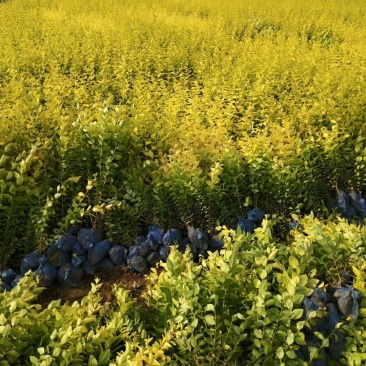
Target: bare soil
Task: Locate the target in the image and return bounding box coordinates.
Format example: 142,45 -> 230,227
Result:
37,266 -> 148,309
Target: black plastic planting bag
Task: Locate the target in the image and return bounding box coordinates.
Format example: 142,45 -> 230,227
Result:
126,246 -> 139,265
109,245 -> 126,266
336,189 -> 350,214
82,260 -> 98,276
138,242 -> 151,257
303,297 -> 328,334
100,258 -> 115,269
247,208 -> 265,223
146,224 -> 164,246
20,252 -> 41,275
72,242 -> 87,256
342,206 -> 356,219
135,236 -> 146,246
0,282 -> 11,293
348,191 -> 366,217
128,255 -> 150,274
1,269 -> 16,285
198,249 -> 208,259
56,234 -> 77,252
49,249 -> 71,267
187,226 -> 198,246
163,229 -> 183,247
332,287 -> 361,319
57,263 -> 83,287
310,288 -> 329,304
11,275 -> 22,288
326,303 -> 345,361
71,255 -> 86,268
88,240 -> 112,266
77,228 -> 95,250
36,264 -> 58,287
159,246 -> 170,261
187,227 -> 209,250
146,251 -> 162,267
48,243 -> 59,256
93,228 -> 104,244
237,216 -> 255,234
197,229 -> 209,250
209,235 -> 224,252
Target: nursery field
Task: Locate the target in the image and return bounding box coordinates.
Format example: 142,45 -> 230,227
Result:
1,0 -> 366,364
0,0 -> 366,265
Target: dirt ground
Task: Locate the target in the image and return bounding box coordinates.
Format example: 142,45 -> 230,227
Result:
37,266 -> 148,309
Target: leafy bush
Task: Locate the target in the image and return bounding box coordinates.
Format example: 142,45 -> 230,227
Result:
1,216 -> 366,365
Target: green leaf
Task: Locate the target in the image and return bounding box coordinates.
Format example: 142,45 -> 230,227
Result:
291,309 -> 303,320
98,350 -> 111,365
253,329 -> 263,339
289,256 -> 299,269
286,350 -> 297,359
205,304 -> 215,312
204,315 -> 215,326
88,355 -> 99,366
276,347 -> 284,360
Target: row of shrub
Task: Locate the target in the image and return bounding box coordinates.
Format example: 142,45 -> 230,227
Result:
1,0 -> 366,268
1,215 -> 366,365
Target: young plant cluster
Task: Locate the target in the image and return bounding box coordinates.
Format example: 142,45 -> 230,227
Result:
0,215 -> 366,365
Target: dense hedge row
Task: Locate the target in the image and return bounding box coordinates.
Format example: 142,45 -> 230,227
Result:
1,0 -> 366,268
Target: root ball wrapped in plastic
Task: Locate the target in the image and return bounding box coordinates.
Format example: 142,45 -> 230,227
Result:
71,255 -> 86,268
1,269 -> 16,285
310,288 -> 329,304
109,245 -> 126,266
209,235 -> 224,252
332,286 -> 361,319
126,246 -> 139,265
146,224 -> 164,246
77,228 -> 95,250
49,249 -> 71,267
93,228 -> 104,244
128,255 -> 150,274
187,226 -> 209,250
0,282 -> 12,293
348,191 -> 366,218
326,303 -> 345,361
134,236 -> 146,246
237,216 -> 255,234
163,229 -> 183,247
11,275 -> 22,288
82,260 -> 99,276
146,251 -> 162,267
247,208 -> 265,223
36,264 -> 58,287
303,297 -> 328,334
72,242 -> 87,256
56,234 -> 77,252
342,206 -> 356,219
336,189 -> 350,214
57,263 -> 83,287
138,242 -> 151,257
20,252 -> 41,275
88,240 -> 112,266
100,258 -> 115,269
159,246 -> 170,262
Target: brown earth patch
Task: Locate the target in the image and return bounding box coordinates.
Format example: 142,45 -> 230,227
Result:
37,266 -> 148,309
